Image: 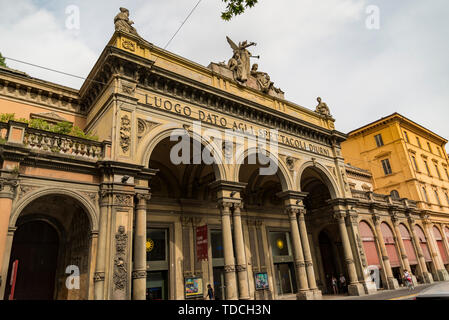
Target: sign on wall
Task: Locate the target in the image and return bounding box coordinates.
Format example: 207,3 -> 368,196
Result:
196,225 -> 208,261
255,272 -> 269,290
184,277 -> 203,299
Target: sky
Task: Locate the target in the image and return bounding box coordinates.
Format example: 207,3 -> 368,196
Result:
1,0 -> 448,148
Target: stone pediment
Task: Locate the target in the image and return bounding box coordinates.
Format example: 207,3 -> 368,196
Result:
30,112 -> 71,124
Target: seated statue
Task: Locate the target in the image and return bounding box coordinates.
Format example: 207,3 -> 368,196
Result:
251,64 -> 274,93
114,7 -> 140,37
315,97 -> 332,117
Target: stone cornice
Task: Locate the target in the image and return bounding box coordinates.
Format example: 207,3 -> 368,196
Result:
0,69 -> 83,114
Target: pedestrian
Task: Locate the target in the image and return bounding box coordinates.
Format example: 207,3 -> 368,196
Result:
339,274 -> 347,293
403,270 -> 414,291
331,275 -> 339,295
207,284 -> 215,300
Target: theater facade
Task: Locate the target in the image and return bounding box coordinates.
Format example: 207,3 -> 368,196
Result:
0,9 -> 448,300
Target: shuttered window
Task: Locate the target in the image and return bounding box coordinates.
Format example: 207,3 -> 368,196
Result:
359,221 -> 381,267
399,224 -> 417,265
381,222 -> 400,267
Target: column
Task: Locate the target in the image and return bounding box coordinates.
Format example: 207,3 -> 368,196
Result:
285,206 -> 311,300
440,224 -> 449,270
0,180 -> 15,299
232,203 -> 250,300
94,191 -> 110,300
372,215 -> 399,290
422,219 -> 449,281
218,201 -> 238,300
298,208 -> 321,299
132,194 -> 150,300
334,211 -> 366,296
408,218 -> 433,284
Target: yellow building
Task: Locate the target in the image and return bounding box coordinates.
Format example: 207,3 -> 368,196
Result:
341,113 -> 449,214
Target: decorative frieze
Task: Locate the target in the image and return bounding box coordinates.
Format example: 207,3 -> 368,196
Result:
113,226 -> 128,292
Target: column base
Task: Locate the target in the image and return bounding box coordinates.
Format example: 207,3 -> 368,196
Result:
436,269 -> 449,281
347,283 -> 366,296
386,277 -> 399,290
422,272 -> 434,284
362,280 -> 378,295
411,275 -> 418,287
312,289 -> 322,300
296,290 -> 316,300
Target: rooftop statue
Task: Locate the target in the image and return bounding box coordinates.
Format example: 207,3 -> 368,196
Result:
226,36 -> 257,84
250,64 -> 273,93
315,97 -> 332,117
114,7 -> 140,37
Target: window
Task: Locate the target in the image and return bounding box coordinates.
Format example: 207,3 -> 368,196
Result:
390,190 -> 400,199
381,159 -> 392,175
374,134 -> 384,147
435,164 -> 441,179
211,230 -> 224,259
147,229 -> 167,262
444,192 -> 449,205
270,232 -> 292,257
422,187 -> 429,202
404,131 -> 410,143
434,190 -> 441,206
423,160 -> 431,176
437,147 -> 442,157
416,137 -> 422,148
445,168 -> 449,180
427,142 -> 432,153
411,156 -> 419,171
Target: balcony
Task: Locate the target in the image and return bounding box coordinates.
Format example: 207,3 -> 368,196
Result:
0,120 -> 111,161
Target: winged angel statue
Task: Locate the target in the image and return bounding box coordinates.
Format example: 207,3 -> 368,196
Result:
226,36 -> 257,84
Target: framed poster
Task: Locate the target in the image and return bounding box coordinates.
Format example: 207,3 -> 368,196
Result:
184,277 -> 203,299
255,272 -> 269,290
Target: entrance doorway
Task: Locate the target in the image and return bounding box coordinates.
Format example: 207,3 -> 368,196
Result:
274,263 -> 296,295
318,231 -> 340,294
5,221 -> 59,300
213,267 -> 226,300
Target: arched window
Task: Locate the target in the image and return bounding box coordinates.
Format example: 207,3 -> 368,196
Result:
399,224 -> 417,265
414,225 -> 432,262
380,222 -> 400,267
359,221 -> 380,267
433,226 -> 448,264
390,190 -> 400,199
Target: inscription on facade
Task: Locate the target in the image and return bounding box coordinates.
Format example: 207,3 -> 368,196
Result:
141,93 -> 331,157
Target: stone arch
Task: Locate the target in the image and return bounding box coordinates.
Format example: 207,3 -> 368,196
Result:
10,187 -> 99,232
140,124 -> 228,181
234,147 -> 292,191
296,161 -> 340,199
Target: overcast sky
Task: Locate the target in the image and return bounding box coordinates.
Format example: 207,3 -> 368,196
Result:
1,0 -> 448,149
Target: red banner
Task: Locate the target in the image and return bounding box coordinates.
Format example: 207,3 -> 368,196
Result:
196,225 -> 208,261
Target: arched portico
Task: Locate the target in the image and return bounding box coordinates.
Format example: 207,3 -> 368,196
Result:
2,190 -> 98,300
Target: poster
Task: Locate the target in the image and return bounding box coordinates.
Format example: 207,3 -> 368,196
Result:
196,225 -> 208,261
255,272 -> 269,290
184,277 -> 203,299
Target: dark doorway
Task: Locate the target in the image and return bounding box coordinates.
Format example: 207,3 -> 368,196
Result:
6,221 -> 59,300
213,267 -> 226,300
319,231 -> 339,294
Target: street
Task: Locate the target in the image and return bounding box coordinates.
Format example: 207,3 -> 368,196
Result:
324,283 -> 438,300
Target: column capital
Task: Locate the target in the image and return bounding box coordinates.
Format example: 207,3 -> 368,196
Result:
224,265 -> 236,273
285,205 -> 300,220
180,216 -> 192,227
136,193 -> 151,202
132,270 -> 147,279
333,211 -> 347,221
372,214 -> 382,226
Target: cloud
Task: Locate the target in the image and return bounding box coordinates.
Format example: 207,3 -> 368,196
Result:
1,0 -> 449,149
